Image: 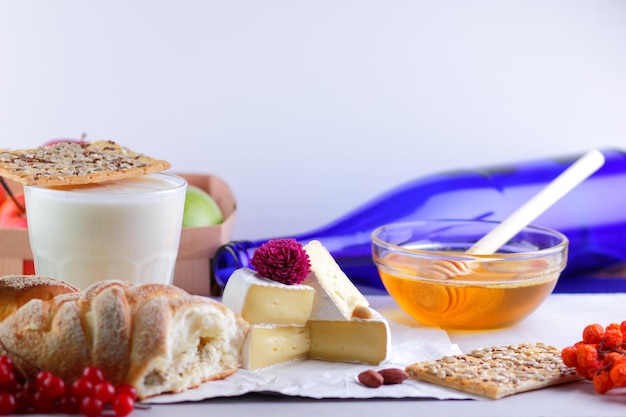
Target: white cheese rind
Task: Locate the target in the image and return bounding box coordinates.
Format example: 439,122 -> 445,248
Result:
222,267 -> 315,325
303,240 -> 369,320
241,324 -> 311,370
307,308 -> 391,365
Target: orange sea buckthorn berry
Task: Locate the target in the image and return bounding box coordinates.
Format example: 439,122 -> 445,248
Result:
602,351 -> 624,367
587,363 -> 605,380
582,324 -> 604,344
593,370 -> 614,394
606,323 -> 621,332
602,328 -> 623,350
610,363 -> 626,388
575,365 -> 592,380
576,344 -> 599,369
561,346 -> 578,368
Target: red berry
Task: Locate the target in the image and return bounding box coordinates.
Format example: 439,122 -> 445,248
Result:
610,363 -> 626,387
602,351 -> 624,366
602,328 -> 623,349
0,357 -> 13,372
40,373 -> 66,398
0,392 -> 16,415
13,382 -> 35,413
607,323 -> 621,332
57,394 -> 80,414
583,324 -> 604,344
113,393 -> 135,416
593,370 -> 614,394
561,346 -> 578,368
35,370 -> 53,386
115,383 -> 137,401
94,381 -> 116,404
0,362 -> 137,416
32,390 -> 55,413
81,396 -> 104,417
82,366 -> 105,384
0,369 -> 16,393
0,364 -> 12,386
72,377 -> 94,399
576,344 -> 599,369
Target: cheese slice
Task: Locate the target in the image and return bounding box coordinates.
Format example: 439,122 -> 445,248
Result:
222,268 -> 315,325
303,240 -> 369,320
307,307 -> 391,365
242,324 -> 311,370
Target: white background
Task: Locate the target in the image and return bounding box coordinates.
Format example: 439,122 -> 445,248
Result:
1,1 -> 625,240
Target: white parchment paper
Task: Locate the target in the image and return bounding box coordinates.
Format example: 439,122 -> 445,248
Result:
145,298 -> 479,403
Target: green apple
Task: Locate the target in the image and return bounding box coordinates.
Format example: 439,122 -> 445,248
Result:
182,185 -> 224,227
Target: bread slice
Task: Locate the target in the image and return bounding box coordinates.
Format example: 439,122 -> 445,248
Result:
0,140 -> 170,186
406,342 -> 583,399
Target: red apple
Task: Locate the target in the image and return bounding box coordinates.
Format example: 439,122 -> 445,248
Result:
23,260 -> 35,275
44,138 -> 87,146
0,193 -> 27,228
44,133 -> 87,146
0,183 -> 5,207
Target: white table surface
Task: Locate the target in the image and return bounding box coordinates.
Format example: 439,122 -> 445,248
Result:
122,293 -> 626,417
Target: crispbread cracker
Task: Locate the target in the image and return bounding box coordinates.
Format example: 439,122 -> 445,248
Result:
0,140 -> 171,186
406,342 -> 582,399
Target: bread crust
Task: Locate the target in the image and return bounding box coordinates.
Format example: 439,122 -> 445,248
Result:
0,275 -> 79,322
0,277 -> 248,399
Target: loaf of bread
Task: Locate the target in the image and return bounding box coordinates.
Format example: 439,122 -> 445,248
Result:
0,276 -> 249,399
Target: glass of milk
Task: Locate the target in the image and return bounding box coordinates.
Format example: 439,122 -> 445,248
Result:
24,172 -> 188,290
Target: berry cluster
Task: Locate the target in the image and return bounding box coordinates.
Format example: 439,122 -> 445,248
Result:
561,321 -> 626,394
0,355 -> 136,416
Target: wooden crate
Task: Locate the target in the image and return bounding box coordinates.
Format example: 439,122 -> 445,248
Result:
0,173 -> 236,296
173,173 -> 237,296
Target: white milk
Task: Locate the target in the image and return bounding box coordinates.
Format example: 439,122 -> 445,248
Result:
24,173 -> 187,290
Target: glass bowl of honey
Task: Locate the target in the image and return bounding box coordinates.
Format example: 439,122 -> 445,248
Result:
371,219 -> 568,330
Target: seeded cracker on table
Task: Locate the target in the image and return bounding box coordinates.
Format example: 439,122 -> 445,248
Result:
0,140 -> 171,186
405,342 -> 583,399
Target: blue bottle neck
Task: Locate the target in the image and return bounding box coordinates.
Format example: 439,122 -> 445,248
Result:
212,240 -> 260,287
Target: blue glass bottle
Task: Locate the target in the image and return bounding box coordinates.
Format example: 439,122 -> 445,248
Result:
212,149 -> 626,293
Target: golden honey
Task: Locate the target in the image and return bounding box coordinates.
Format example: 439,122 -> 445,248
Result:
378,254 -> 560,330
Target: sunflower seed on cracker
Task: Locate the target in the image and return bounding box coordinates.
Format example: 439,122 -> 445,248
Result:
406,342 -> 583,399
0,140 -> 170,186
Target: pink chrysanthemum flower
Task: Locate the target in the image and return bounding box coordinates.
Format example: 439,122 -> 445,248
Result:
251,238 -> 311,285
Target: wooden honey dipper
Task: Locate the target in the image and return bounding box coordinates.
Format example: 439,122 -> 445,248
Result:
423,150 -> 606,279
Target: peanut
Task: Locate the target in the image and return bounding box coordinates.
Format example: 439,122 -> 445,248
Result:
379,368 -> 409,385
358,368 -> 409,388
358,369 -> 384,388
